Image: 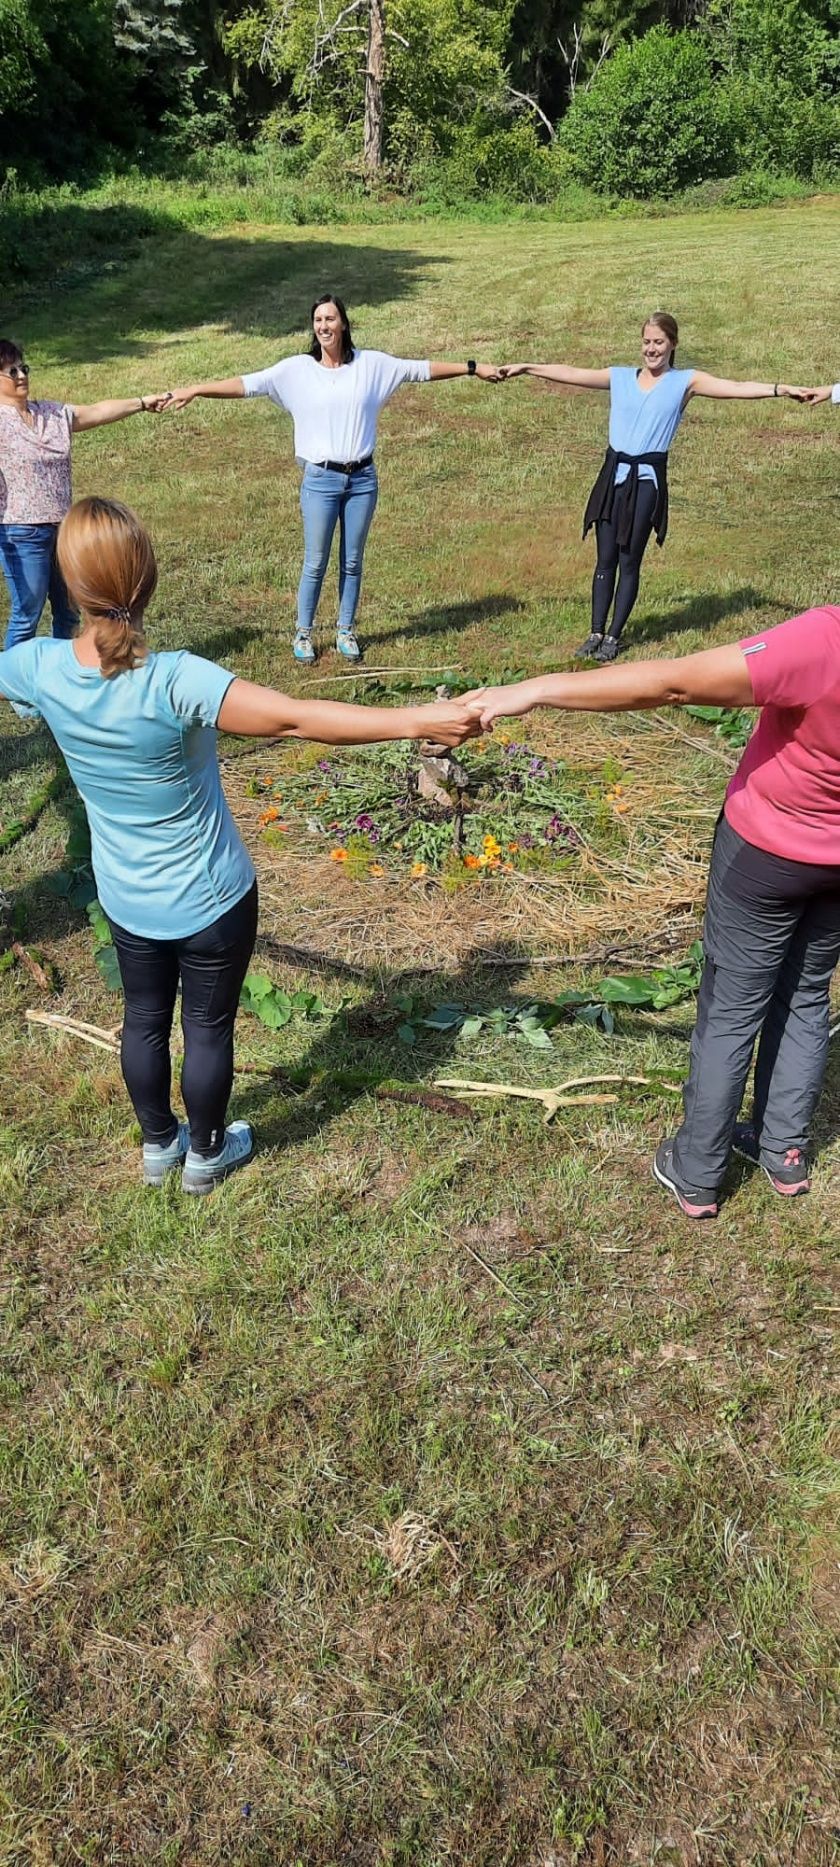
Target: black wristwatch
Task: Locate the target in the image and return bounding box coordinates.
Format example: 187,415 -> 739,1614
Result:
466,359 -> 477,376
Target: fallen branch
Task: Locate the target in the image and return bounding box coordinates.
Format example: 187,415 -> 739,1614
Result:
459,1238 -> 527,1306
375,1086 -> 473,1118
435,1072 -> 681,1123
26,1009 -> 120,1052
12,944 -> 56,993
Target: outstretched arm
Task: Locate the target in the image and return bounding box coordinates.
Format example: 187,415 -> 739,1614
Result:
217,683 -> 479,747
500,363 -> 611,389
163,378 -> 246,412
689,371 -> 809,401
71,395 -> 170,432
427,362 -> 501,383
463,644 -> 754,729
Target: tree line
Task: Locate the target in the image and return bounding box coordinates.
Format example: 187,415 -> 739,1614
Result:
1,0 -> 838,198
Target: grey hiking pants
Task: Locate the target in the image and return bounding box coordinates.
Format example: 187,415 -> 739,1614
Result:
671,813 -> 840,1199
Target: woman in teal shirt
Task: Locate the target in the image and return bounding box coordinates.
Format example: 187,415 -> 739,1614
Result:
0,496 -> 478,1195
503,311 -> 808,661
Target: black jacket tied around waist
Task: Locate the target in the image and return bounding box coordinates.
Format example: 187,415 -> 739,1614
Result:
583,447 -> 670,548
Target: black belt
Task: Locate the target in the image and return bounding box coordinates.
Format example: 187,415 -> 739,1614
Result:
311,454 -> 374,475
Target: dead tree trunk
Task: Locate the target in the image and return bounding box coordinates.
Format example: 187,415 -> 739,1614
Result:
363,0 -> 385,181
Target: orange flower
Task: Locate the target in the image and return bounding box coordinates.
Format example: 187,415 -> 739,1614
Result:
502,861 -> 515,873
508,841 -> 519,853
330,847 -> 348,861
368,863 -> 385,877
314,792 -> 328,806
410,861 -> 428,879
464,853 -> 480,870
259,806 -> 280,826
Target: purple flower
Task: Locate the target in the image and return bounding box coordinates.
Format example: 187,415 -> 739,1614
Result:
355,813 -> 376,833
317,759 -> 333,773
529,756 -> 546,776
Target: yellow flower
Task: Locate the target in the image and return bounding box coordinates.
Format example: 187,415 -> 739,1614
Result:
368,863 -> 385,877
330,847 -> 348,862
411,861 -> 428,878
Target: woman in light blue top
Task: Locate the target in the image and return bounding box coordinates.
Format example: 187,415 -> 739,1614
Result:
503,311 -> 808,662
0,496 -> 479,1195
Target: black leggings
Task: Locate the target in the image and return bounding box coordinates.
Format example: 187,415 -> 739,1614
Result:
107,882 -> 258,1156
591,479 -> 658,642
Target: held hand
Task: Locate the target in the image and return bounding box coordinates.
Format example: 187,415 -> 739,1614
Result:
142,391 -> 174,413
796,385 -> 833,404
162,387 -> 197,412
475,364 -> 502,383
410,701 -> 483,747
779,384 -> 816,402
461,681 -> 541,732
498,364 -> 527,380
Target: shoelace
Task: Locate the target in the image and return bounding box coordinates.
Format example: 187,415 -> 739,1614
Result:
783,1148 -> 804,1167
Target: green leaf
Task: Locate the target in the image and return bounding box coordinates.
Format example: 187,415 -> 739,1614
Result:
258,993 -> 293,1030
459,1016 -> 484,1040
397,1022 -> 417,1046
518,1021 -> 554,1049
242,971 -> 274,1001
94,944 -> 122,992
423,1004 -> 464,1031
598,975 -> 658,1006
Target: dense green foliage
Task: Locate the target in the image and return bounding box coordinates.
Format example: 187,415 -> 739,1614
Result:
0,0 -> 838,200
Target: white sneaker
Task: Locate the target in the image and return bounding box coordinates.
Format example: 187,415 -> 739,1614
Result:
181,1121 -> 254,1196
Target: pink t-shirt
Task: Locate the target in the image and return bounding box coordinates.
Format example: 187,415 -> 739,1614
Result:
725,606 -> 840,864
0,400 -> 74,524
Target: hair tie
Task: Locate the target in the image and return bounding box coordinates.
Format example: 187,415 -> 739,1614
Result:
104,605 -> 133,625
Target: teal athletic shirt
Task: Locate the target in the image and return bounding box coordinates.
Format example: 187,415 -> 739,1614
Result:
0,640 -> 255,939
608,366 -> 694,488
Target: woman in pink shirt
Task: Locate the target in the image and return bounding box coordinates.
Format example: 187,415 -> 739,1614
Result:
465,607 -> 840,1218
0,338 -> 166,648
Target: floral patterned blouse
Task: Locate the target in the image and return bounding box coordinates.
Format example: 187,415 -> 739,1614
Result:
0,401 -> 74,524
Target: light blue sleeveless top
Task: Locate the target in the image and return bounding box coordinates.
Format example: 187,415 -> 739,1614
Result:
608,367 -> 694,487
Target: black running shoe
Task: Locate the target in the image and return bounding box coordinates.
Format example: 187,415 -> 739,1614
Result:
596,635 -> 621,663
574,633 -> 604,659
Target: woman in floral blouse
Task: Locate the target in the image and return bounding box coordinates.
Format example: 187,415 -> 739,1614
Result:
0,338 -> 166,648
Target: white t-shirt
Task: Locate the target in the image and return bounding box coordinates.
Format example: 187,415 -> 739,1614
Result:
241,349 -> 431,463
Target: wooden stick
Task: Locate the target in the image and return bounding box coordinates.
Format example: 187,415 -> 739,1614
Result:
26,1010 -> 119,1053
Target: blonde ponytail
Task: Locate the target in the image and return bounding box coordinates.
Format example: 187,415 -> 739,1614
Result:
57,497 -> 157,679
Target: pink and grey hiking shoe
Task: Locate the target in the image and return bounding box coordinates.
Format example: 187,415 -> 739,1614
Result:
653,1139 -> 718,1220
732,1123 -> 811,1196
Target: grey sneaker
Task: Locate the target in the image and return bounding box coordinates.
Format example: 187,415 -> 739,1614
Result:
596,635 -> 621,663
652,1138 -> 718,1220
181,1121 -> 254,1196
143,1120 -> 190,1187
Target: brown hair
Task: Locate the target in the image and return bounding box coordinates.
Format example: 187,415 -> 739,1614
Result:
642,311 -> 679,367
0,338 -> 25,371
57,497 -> 157,677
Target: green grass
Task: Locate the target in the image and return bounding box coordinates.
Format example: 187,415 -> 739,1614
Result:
1,201 -> 839,1866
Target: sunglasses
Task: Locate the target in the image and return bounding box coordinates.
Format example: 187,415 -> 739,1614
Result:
1,364 -> 30,380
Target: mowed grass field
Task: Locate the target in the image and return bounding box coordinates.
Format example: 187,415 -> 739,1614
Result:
1,202 -> 839,1866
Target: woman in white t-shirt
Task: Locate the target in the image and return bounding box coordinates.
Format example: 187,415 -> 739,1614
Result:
164,293 -> 500,665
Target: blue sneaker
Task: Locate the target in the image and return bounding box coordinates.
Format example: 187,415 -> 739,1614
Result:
181,1121 -> 254,1197
336,628 -> 361,661
293,630 -> 316,665
143,1120 -> 190,1187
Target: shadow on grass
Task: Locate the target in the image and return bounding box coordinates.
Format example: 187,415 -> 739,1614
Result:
4,202 -> 445,367
627,587 -> 779,650
229,942 -> 530,1154
361,594 -> 526,654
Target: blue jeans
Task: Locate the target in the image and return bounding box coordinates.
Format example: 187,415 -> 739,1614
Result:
297,462 -> 378,636
0,523 -> 78,649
